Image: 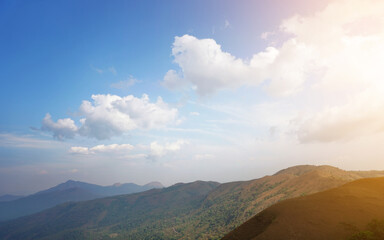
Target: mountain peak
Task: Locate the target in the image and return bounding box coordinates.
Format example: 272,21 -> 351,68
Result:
65,180 -> 77,184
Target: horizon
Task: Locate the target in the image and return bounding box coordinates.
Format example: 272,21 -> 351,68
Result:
2,163 -> 379,197
2,0 -> 384,196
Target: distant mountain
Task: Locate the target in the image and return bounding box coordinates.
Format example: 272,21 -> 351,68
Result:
1,165 -> 383,239
222,177 -> 384,240
0,180 -> 163,221
144,181 -> 164,189
0,195 -> 24,202
0,181 -> 219,240
37,179 -> 164,197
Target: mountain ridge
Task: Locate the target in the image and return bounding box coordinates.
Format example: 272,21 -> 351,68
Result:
1,165 -> 384,239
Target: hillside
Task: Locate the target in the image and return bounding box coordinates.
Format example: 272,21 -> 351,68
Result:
1,165 -> 384,239
0,180 -> 163,221
222,177 -> 384,240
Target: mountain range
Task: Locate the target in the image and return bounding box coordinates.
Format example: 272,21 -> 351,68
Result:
1,165 -> 384,239
0,180 -> 163,221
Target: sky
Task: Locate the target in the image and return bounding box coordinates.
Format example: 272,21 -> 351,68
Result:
1,0 -> 384,195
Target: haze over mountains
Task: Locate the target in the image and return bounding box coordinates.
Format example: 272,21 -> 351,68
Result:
0,195 -> 24,202
0,180 -> 163,221
1,165 -> 384,240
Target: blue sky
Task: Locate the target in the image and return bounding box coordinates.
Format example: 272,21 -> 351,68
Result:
1,0 -> 384,195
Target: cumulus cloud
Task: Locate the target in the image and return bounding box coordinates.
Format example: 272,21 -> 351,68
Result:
149,139 -> 188,158
78,94 -> 178,139
42,94 -> 178,140
163,33 -> 314,96
41,114 -> 78,140
69,143 -> 134,154
163,35 -> 266,96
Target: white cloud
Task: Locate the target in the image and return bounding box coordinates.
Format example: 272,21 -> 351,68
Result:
42,94 -> 178,140
41,114 -> 78,140
78,94 -> 178,139
189,112 -> 200,116
69,146 -> 90,154
162,34 -> 310,96
163,34 -> 268,96
69,143 -> 134,155
91,143 -> 134,152
149,139 -> 188,158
